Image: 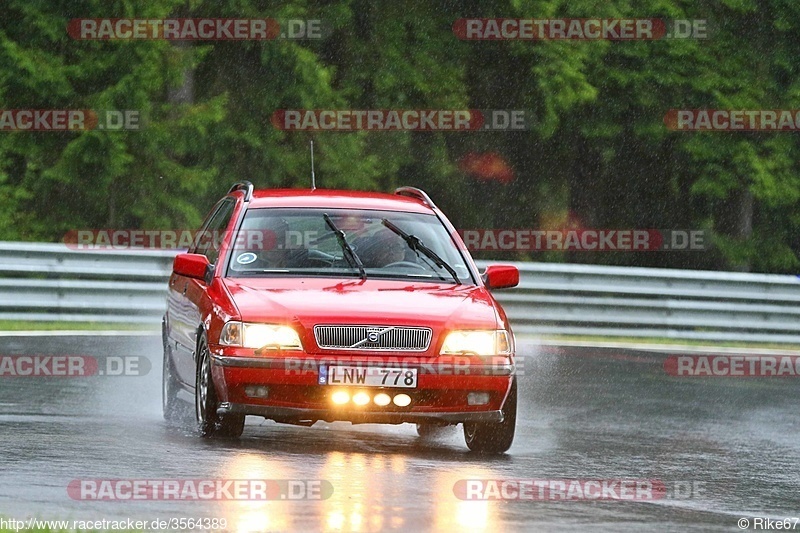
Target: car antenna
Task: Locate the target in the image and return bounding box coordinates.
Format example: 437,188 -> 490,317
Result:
310,140 -> 316,191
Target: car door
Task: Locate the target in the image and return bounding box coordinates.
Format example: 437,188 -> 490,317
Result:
167,198 -> 236,386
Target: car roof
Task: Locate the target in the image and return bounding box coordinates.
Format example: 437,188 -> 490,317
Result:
242,188 -> 434,214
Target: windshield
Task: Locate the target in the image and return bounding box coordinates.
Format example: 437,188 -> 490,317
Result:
226,208 -> 473,284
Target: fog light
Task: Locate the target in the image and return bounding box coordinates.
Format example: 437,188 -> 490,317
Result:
352,392 -> 370,406
467,392 -> 491,406
331,390 -> 350,405
393,394 -> 411,407
374,393 -> 391,406
244,385 -> 269,399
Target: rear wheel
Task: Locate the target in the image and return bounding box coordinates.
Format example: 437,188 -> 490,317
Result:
162,344 -> 182,422
195,334 -> 245,438
463,378 -> 517,454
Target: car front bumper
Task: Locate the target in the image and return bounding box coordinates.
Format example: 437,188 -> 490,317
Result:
209,353 -> 515,425
217,402 -> 504,425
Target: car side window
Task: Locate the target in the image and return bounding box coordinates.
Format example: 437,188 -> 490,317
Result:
196,198 -> 235,265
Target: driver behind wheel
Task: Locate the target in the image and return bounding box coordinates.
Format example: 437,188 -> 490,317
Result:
355,228 -> 406,268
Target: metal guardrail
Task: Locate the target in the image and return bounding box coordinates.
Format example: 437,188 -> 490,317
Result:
500,262 -> 800,343
0,242 -> 174,323
3,241 -> 800,343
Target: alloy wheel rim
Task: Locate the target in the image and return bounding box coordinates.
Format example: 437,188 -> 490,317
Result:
197,348 -> 209,422
465,423 -> 476,441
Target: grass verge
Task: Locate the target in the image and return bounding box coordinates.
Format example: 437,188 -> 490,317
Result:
0,320 -> 156,332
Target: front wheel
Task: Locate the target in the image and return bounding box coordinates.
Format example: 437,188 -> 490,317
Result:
195,334 -> 245,438
463,378 -> 517,453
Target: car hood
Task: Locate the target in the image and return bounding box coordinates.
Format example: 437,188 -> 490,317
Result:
222,277 -> 500,334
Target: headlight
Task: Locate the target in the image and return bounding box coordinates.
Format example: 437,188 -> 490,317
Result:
220,321 -> 303,350
440,330 -> 511,356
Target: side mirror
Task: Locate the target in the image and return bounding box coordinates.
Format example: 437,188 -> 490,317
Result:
483,264 -> 519,290
173,253 -> 212,282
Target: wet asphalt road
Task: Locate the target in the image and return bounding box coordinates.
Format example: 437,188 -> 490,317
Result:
0,334 -> 798,532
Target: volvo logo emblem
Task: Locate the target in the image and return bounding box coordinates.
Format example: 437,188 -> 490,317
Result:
350,327 -> 396,348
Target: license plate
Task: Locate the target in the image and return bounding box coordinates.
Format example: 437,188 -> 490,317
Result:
319,366 -> 417,388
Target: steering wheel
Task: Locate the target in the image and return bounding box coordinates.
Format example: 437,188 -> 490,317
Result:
383,261 -> 428,271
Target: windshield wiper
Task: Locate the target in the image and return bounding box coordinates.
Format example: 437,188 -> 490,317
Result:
381,219 -> 461,285
323,214 -> 367,280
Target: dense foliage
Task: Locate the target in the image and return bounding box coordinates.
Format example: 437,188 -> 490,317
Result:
2,0 -> 799,272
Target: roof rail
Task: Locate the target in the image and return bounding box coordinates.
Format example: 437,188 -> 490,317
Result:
394,187 -> 437,209
228,181 -> 254,202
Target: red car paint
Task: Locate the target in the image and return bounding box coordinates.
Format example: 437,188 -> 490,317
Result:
163,186 -> 519,444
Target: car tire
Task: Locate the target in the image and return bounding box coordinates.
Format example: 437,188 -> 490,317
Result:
463,378 -> 517,454
195,333 -> 245,439
162,342 -> 182,422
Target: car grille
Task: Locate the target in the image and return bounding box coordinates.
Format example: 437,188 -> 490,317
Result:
314,325 -> 432,351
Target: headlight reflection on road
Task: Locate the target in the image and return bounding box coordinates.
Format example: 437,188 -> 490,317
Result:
234,505 -> 287,533
218,453 -> 291,533
321,451 -> 406,532
211,444 -> 495,532
433,466 -> 495,532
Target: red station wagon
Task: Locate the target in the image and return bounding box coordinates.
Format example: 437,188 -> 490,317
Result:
162,182 -> 520,453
